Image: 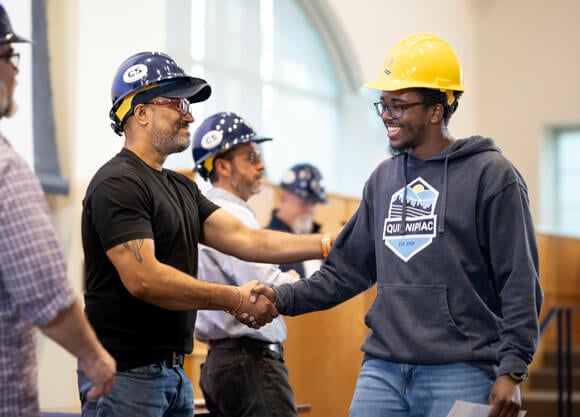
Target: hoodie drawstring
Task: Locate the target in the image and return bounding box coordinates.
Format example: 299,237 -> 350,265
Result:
438,155 -> 449,233
401,153 -> 408,235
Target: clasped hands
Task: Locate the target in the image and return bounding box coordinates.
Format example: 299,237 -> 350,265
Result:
234,281 -> 278,328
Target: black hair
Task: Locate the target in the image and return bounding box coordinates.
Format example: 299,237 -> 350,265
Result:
415,88 -> 463,125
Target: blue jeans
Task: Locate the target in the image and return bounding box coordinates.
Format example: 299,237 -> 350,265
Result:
200,347 -> 297,417
349,358 -> 494,417
77,362 -> 194,417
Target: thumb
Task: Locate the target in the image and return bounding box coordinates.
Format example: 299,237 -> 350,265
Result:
250,284 -> 274,303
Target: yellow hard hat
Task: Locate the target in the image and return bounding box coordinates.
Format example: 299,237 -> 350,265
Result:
365,33 -> 466,95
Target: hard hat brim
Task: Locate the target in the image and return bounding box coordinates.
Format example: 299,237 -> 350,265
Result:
0,33 -> 29,44
250,135 -> 272,143
364,76 -> 466,93
162,77 -> 212,103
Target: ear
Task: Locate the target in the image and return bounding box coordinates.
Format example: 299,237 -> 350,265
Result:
132,103 -> 150,127
429,103 -> 445,124
213,157 -> 231,178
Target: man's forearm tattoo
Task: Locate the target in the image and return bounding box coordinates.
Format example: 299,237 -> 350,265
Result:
123,239 -> 144,263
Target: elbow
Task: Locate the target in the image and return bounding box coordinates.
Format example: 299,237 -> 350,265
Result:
121,272 -> 156,300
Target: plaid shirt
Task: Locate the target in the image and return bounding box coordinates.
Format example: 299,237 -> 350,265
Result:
0,134 -> 76,417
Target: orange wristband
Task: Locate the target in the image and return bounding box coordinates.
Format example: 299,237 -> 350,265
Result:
321,234 -> 332,259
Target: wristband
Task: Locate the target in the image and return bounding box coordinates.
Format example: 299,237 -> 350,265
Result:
322,233 -> 332,259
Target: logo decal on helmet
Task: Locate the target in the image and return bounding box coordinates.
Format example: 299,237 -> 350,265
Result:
384,57 -> 393,76
281,169 -> 296,185
123,64 -> 148,83
200,130 -> 224,150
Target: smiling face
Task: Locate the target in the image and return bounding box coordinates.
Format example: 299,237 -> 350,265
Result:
378,89 -> 439,155
146,98 -> 195,156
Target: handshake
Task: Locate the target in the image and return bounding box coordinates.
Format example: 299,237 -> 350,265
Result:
230,281 -> 279,328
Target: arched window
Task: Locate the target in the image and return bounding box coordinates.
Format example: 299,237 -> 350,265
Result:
165,0 -> 384,197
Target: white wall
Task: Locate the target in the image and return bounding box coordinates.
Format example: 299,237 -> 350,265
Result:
36,0 -> 579,409
329,0 -> 478,139
473,0 -> 580,228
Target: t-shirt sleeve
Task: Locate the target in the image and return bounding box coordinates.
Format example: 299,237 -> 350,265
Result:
194,183 -> 220,223
87,175 -> 155,251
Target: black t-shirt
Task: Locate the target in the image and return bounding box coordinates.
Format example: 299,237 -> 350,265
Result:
81,149 -> 219,369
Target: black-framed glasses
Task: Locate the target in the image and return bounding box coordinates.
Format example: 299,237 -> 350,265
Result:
373,101 -> 429,119
0,52 -> 20,68
146,97 -> 190,116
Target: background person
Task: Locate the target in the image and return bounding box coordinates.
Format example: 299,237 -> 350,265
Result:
248,32 -> 543,417
80,52 -> 334,417
266,163 -> 328,277
193,111 -> 302,417
0,4 -> 115,417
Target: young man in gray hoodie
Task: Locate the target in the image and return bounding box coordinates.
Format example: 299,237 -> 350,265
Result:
246,33 -> 543,417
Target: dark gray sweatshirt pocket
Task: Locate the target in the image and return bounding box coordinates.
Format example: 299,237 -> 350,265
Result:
365,284 -> 474,363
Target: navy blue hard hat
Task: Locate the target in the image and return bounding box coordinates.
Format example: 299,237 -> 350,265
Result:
280,163 -> 327,204
109,51 -> 211,135
192,112 -> 272,180
0,4 -> 29,44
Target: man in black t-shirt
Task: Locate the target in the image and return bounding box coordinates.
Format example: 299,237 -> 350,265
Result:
79,51 -> 335,417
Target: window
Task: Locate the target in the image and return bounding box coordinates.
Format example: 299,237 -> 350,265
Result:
2,0 -> 68,194
164,0 -> 384,197
540,128 -> 580,237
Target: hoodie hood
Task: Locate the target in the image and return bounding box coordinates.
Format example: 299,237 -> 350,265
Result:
424,135 -> 501,162
400,136 -> 501,234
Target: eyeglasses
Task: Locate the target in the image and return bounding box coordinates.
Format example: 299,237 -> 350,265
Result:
146,97 -> 190,116
373,101 -> 429,119
221,148 -> 263,165
0,52 -> 20,68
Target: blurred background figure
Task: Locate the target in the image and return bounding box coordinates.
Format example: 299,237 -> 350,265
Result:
266,163 -> 328,277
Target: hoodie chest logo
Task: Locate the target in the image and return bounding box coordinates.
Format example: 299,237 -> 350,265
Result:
383,177 -> 439,262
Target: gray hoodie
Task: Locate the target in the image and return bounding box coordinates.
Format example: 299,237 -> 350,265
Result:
274,136 -> 543,377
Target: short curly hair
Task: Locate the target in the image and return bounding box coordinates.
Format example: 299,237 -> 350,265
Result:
415,88 -> 463,126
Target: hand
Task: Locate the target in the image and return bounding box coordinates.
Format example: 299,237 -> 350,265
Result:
235,281 -> 278,328
78,346 -> 116,399
488,375 -> 522,417
286,269 -> 300,279
249,283 -> 276,304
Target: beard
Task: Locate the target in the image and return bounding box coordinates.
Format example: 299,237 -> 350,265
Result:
292,214 -> 314,234
151,121 -> 191,155
231,164 -> 262,201
0,81 -> 16,119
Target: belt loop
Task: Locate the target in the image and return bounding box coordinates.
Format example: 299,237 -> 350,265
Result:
169,352 -> 184,367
